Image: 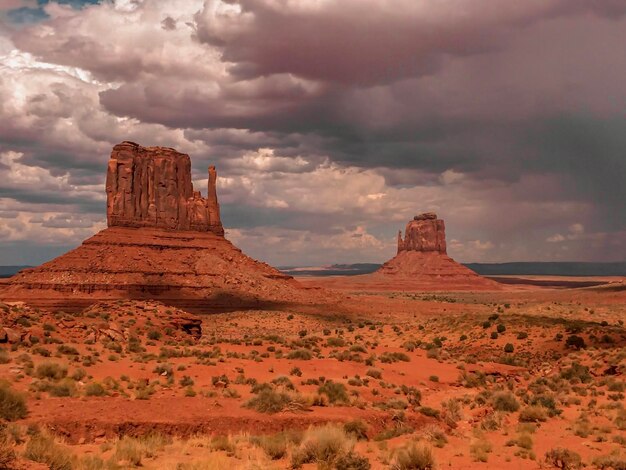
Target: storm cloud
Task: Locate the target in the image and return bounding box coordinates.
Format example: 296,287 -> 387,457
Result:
0,0 -> 624,266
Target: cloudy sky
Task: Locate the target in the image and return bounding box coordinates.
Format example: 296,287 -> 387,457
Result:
0,0 -> 625,267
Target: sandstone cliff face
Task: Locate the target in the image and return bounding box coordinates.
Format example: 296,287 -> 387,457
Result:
397,212 -> 446,254
106,141 -> 223,235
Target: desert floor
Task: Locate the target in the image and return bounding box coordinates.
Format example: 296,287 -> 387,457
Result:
0,278 -> 624,469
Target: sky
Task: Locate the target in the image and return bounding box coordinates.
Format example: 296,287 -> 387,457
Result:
0,0 -> 625,267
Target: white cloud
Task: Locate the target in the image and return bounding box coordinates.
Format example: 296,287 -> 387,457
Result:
547,234 -> 566,243
569,223 -> 584,235
227,225 -> 389,266
0,151 -> 103,201
440,169 -> 465,185
547,223 -> 586,243
0,202 -> 105,245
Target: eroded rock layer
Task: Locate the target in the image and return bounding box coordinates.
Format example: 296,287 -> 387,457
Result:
397,212 -> 446,254
373,251 -> 498,290
106,141 -> 223,235
1,227 -> 315,313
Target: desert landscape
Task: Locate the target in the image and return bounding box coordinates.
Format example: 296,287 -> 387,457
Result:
1,2 -> 625,469
0,143 -> 623,470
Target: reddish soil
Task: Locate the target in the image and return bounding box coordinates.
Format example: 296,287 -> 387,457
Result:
0,280 -> 624,468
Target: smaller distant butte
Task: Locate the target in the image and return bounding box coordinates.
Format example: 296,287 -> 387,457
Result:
376,212 -> 499,289
303,212 -> 500,292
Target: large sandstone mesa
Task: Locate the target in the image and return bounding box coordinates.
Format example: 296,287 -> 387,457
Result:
0,142 -> 320,313
106,141 -> 223,235
397,212 -> 446,255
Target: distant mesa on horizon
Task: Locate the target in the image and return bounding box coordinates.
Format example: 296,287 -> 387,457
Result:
299,212 -> 500,291
279,261 -> 626,278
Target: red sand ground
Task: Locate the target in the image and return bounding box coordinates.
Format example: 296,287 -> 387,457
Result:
0,278 -> 624,468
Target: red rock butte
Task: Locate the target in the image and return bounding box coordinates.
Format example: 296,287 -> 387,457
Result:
396,212 -> 446,255
106,141 -> 224,234
0,142 -> 316,313
307,212 -> 499,291
376,212 -> 498,289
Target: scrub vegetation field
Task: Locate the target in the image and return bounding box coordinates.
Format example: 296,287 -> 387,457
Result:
0,282 -> 625,469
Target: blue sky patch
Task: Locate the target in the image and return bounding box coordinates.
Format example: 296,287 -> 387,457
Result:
7,0 -> 100,24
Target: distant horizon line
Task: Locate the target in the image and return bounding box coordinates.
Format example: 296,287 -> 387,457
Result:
278,260 -> 626,268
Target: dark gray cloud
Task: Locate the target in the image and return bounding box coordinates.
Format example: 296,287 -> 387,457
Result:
0,0 -> 625,265
195,0 -> 626,86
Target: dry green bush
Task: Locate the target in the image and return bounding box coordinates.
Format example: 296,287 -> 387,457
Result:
287,349 -> 312,360
0,350 -> 11,365
244,388 -> 307,414
441,398 -> 463,425
74,455 -> 121,470
470,436 -> 492,462
391,442 -> 435,470
250,430 -> 301,461
544,448 -> 582,469
209,435 -> 235,455
592,452 -> 626,470
290,424 -> 353,469
24,433 -> 73,470
0,382 -> 27,421
335,451 -> 371,469
421,424 -> 448,448
343,420 -> 369,441
519,406 -> 548,423
0,430 -> 16,469
113,434 -> 171,466
318,381 -> 349,404
491,391 -> 520,412
35,362 -> 67,380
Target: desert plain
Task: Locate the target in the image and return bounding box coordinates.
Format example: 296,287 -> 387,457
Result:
0,275 -> 624,470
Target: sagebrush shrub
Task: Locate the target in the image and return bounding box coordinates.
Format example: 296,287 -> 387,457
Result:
0,383 -> 27,421
392,442 -> 435,470
491,391 -> 519,412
